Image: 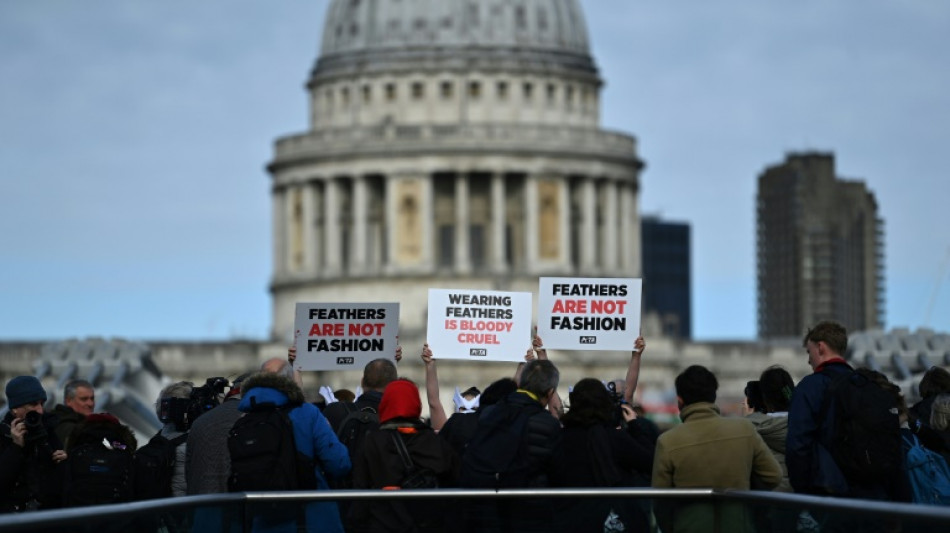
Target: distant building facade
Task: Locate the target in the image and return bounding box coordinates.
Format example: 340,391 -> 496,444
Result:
641,216 -> 691,339
267,0 -> 643,343
756,152 -> 884,339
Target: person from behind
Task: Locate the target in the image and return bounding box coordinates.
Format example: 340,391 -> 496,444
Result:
460,359 -> 563,533
52,379 -> 95,448
439,377 -> 517,458
910,366 -> 950,459
238,369 -> 351,533
931,393 -> 950,464
64,412 -> 137,507
652,365 -> 781,532
151,381 -> 193,497
1,376 -> 67,513
749,365 -> 795,493
786,321 -> 856,496
349,379 -> 459,532
186,372 -> 251,495
556,377 -> 655,532
322,358 -> 398,433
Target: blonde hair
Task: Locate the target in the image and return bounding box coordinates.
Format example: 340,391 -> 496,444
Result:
931,393 -> 950,431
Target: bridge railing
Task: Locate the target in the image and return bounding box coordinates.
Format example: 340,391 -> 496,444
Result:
2,488 -> 950,533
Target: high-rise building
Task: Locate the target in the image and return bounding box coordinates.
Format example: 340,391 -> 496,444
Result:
267,0 -> 644,343
641,217 -> 691,339
756,152 -> 884,339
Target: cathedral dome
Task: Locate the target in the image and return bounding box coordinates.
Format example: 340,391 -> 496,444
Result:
311,0 -> 598,83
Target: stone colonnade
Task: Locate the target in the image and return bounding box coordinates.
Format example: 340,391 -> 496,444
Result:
272,169 -> 639,281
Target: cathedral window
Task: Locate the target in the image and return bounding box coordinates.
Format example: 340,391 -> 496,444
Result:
411,82 -> 425,99
468,81 -> 481,99
497,81 -> 508,100
440,81 -> 454,99
385,83 -> 396,102
523,82 -> 533,100
362,84 -> 371,103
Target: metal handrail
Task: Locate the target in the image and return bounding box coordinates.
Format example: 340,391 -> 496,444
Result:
3,488 -> 950,532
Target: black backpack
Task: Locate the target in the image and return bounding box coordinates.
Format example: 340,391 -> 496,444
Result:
337,404 -> 380,453
823,370 -> 902,485
227,402 -> 316,492
390,430 -> 439,489
459,401 -> 533,489
132,431 -> 187,500
67,441 -> 134,506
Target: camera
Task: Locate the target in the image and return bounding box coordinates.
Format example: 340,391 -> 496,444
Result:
22,411 -> 54,457
606,381 -> 628,429
23,411 -> 48,444
159,377 -> 230,431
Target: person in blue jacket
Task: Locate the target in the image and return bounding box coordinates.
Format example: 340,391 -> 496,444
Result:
239,365 -> 351,533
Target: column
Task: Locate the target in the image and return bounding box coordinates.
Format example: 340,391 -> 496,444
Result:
626,180 -> 641,276
580,177 -> 597,271
383,173 -> 396,274
271,187 -> 287,277
558,176 -> 571,266
323,178 -> 341,276
301,181 -> 317,276
490,172 -> 506,273
619,182 -> 632,273
454,173 -> 471,274
525,174 -> 539,273
352,175 -> 368,275
285,188 -> 300,272
601,179 -> 619,272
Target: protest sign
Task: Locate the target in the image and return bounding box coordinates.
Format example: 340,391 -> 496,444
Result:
426,288 -> 532,362
536,277 -> 642,351
293,302 -> 399,371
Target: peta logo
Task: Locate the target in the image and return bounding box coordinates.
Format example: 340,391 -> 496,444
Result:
579,336 -> 597,344
336,357 -> 355,365
469,348 -> 487,357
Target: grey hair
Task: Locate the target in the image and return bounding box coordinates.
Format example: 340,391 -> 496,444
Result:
931,393 -> 950,431
261,358 -> 295,380
155,381 -> 193,416
518,360 -> 560,398
64,379 -> 94,401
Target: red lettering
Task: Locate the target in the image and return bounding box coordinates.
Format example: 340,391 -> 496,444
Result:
456,333 -> 501,344
551,299 -> 587,313
347,323 -> 385,336
309,323 -> 344,336
590,300 -> 627,314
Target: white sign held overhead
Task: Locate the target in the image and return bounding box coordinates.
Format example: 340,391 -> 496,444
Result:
426,288 -> 532,362
536,277 -> 642,351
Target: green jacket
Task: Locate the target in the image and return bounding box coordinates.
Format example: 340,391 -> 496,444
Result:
652,402 -> 783,533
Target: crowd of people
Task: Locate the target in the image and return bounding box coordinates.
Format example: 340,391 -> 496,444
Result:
3,320 -> 950,532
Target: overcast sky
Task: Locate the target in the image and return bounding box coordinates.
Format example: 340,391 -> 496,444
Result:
1,0 -> 948,341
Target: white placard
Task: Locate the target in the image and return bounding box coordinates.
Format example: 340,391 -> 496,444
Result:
536,277 -> 642,351
293,302 -> 399,371
426,288 -> 532,362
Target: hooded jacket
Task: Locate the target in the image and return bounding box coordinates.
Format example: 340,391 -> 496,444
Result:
748,413 -> 791,492
239,372 -> 351,533
349,380 -> 459,533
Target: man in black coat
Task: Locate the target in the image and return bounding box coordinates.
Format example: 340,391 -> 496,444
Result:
1,376 -> 67,513
460,359 -> 563,533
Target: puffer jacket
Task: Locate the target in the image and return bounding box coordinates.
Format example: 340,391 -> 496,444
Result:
749,413 -> 791,492
239,372 -> 351,533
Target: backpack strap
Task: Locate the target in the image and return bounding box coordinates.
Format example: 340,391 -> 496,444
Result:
390,430 -> 415,472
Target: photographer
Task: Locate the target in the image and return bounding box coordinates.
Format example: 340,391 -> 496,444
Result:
154,381 -> 194,497
1,376 -> 67,513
